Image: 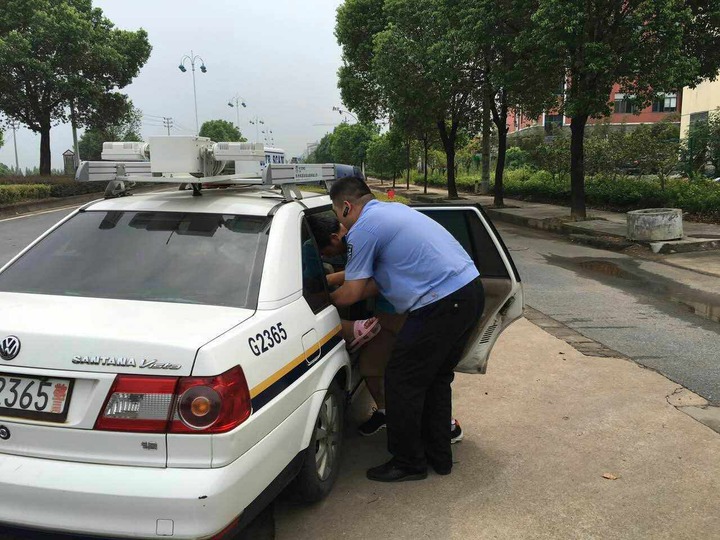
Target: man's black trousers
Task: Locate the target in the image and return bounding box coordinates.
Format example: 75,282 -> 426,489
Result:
385,278 -> 485,472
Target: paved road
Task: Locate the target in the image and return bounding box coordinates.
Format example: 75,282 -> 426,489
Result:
498,222 -> 720,404
0,208 -> 75,267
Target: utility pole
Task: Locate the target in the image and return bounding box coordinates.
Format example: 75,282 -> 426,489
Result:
162,117 -> 174,136
10,121 -> 20,175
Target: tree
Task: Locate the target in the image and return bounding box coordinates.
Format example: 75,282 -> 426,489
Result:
335,0 -> 389,123
307,133 -> 335,163
460,0 -> 564,206
366,129 -> 405,181
329,122 -> 376,166
528,0 -> 720,218
199,120 -> 246,142
0,0 -> 151,174
370,0 -> 484,198
78,104 -> 142,161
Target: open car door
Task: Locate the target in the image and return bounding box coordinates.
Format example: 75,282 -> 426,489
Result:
414,203 -> 524,374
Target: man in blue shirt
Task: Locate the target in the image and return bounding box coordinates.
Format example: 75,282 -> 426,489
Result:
329,177 -> 484,482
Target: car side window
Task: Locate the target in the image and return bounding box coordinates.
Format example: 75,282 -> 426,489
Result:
301,218 -> 331,313
419,208 -> 510,279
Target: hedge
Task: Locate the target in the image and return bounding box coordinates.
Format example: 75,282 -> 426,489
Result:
0,184 -> 52,204
412,168 -> 720,220
0,175 -> 106,199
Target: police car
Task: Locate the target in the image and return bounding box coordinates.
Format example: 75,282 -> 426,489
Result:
0,137 -> 523,539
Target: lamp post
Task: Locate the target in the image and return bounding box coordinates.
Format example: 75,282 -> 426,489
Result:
178,50 -> 208,134
332,106 -> 358,123
249,116 -> 264,143
227,94 -> 247,130
262,129 -> 274,146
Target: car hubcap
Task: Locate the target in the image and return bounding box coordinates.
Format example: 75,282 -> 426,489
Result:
314,393 -> 340,481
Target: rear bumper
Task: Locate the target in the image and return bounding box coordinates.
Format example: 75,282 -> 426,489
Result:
0,394 -> 313,539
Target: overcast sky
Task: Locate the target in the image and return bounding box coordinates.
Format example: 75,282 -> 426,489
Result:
0,0 -> 348,171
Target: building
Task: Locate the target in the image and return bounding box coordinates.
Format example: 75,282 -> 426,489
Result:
679,77 -> 720,138
508,83 -> 681,135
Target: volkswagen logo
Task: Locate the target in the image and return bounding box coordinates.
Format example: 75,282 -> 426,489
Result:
0,336 -> 21,361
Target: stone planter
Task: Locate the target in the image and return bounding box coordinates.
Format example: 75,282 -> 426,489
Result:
627,208 -> 683,242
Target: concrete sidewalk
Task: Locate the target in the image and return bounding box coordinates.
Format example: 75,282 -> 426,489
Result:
275,318 -> 720,539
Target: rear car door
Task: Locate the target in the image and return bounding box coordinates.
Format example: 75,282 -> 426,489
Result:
414,204 -> 523,374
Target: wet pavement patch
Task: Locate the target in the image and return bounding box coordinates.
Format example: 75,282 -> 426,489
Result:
543,254 -> 720,325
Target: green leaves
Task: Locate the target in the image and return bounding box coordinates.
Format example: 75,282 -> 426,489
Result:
0,0 -> 151,172
198,120 -> 246,143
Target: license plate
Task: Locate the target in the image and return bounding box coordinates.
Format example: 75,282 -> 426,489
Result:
0,374 -> 73,422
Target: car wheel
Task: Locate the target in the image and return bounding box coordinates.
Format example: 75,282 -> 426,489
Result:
284,382 -> 344,503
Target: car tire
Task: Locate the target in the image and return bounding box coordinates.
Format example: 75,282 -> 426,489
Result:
284,382 -> 345,503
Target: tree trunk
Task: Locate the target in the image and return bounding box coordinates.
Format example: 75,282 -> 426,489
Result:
481,89 -> 491,194
39,117 -> 52,176
437,120 -> 458,199
492,91 -> 509,207
423,137 -> 429,195
406,139 -> 411,190
570,115 -> 589,219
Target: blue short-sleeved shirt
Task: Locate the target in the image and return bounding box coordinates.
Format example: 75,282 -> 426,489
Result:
344,200 -> 480,313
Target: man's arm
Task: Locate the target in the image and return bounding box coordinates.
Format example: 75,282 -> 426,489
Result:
326,270 -> 345,288
331,278 -> 375,307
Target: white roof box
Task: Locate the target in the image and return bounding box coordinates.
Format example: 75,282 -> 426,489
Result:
101,142 -> 149,162
212,142 -> 265,162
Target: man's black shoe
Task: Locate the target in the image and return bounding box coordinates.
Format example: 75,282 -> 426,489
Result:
366,461 -> 428,482
431,463 -> 452,475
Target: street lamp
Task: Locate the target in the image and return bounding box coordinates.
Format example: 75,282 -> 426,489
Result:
178,50 -> 208,134
262,129 -> 275,146
249,116 -> 264,143
227,94 -> 247,129
332,105 -> 358,123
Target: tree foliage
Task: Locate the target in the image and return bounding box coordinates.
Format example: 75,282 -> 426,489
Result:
527,0 -> 720,217
366,128 -> 405,180
199,119 -> 246,143
305,123 -> 377,166
0,0 -> 152,174
78,104 -> 142,161
330,122 -> 377,166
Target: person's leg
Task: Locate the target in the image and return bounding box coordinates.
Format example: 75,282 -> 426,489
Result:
362,312 -> 406,406
423,280 -> 485,472
380,280 -> 483,476
383,303 -> 459,472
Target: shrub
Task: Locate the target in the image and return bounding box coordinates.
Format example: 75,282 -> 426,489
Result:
505,147 -> 530,170
0,184 -> 52,204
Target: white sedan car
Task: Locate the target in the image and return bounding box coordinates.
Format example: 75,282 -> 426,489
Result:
0,184 -> 522,539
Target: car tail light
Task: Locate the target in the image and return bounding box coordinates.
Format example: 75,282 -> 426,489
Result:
170,366 -> 252,434
95,376 -> 178,432
95,366 -> 252,434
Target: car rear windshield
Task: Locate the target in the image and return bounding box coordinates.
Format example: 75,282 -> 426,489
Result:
0,210 -> 270,309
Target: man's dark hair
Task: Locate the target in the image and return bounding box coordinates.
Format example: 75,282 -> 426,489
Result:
307,214 -> 340,249
329,176 -> 372,204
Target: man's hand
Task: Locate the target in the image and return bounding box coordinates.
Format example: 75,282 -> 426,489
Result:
330,278 -> 379,307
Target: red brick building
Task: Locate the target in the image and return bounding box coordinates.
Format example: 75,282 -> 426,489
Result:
508,83 -> 681,134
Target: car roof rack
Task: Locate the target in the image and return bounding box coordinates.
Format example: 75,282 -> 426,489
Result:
75,136 -> 363,200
